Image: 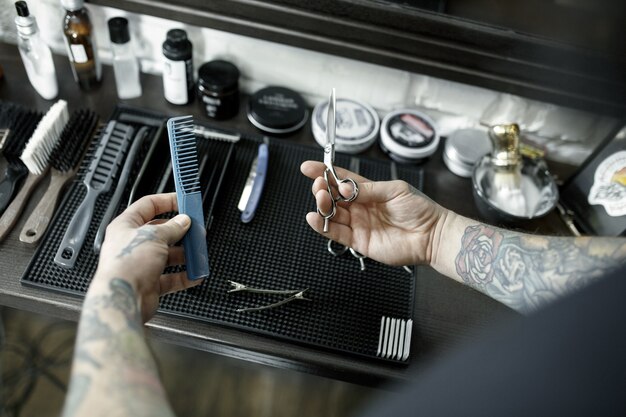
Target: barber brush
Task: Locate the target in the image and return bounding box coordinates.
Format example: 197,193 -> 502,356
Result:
0,103 -> 42,215
0,100 -> 69,242
19,109 -> 98,245
487,123 -> 527,217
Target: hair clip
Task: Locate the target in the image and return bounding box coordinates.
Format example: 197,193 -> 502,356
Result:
227,280 -> 310,313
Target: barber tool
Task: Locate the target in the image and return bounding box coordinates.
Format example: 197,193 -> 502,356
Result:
327,239 -> 366,271
153,124 -> 239,195
317,88 -> 359,232
19,109 -> 98,245
203,142 -> 234,230
54,121 -> 134,268
167,115 -> 210,280
93,126 -> 150,253
227,280 -> 310,313
194,125 -> 241,142
0,104 -> 42,215
0,100 -> 69,242
377,316 -> 413,361
238,138 -> 269,223
127,121 -> 165,205
326,157 -> 367,271
312,97 -> 379,154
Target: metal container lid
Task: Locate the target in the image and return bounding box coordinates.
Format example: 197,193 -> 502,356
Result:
443,128 -> 492,178
379,109 -> 439,162
247,86 -> 308,134
311,97 -> 379,154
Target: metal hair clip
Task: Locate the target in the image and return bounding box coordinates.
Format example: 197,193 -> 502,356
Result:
227,280 -> 310,313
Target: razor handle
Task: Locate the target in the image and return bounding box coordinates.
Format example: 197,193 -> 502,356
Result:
178,191 -> 210,280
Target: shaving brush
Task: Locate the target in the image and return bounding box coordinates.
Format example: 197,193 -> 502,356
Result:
487,123 -> 526,217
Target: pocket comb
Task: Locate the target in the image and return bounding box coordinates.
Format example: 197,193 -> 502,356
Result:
167,115 -> 210,280
54,120 -> 134,269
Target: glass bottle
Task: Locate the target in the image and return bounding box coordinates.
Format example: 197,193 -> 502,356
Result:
14,1 -> 58,100
61,0 -> 101,90
107,17 -> 141,99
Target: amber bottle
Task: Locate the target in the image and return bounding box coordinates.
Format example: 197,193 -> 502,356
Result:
61,0 -> 101,90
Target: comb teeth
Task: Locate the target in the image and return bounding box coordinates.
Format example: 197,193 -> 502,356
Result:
168,115 -> 200,194
84,121 -> 133,189
50,109 -> 98,172
21,100 -> 70,175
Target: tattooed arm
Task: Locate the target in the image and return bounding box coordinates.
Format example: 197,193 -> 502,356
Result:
62,194 -> 203,417
301,160 -> 626,314
432,212 -> 626,313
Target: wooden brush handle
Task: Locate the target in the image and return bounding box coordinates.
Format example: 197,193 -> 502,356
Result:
19,169 -> 74,245
0,166 -> 28,215
0,170 -> 47,242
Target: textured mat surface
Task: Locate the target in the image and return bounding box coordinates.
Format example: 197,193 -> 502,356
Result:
22,107 -> 424,362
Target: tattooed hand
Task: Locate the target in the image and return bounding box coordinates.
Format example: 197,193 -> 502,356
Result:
95,193 -> 203,322
300,161 -> 448,266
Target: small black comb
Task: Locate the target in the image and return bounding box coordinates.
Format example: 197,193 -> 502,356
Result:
19,109 -> 99,245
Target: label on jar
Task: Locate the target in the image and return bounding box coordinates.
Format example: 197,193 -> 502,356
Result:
314,99 -> 377,142
202,95 -> 222,117
588,151 -> 626,217
386,113 -> 435,148
163,57 -> 188,105
70,44 -> 88,63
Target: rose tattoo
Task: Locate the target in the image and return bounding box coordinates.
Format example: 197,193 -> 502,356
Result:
455,225 -> 503,288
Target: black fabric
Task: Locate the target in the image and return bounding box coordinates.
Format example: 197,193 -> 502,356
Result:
361,266 -> 626,417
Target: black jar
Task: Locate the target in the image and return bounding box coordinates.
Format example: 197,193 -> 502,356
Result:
197,60 -> 240,120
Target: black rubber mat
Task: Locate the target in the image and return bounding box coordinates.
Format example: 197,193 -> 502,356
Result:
21,106 -> 424,363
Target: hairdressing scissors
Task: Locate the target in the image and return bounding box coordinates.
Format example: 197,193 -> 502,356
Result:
317,88 -> 359,232
326,157 -> 366,270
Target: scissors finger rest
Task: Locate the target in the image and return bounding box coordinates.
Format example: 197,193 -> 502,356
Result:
336,177 -> 359,202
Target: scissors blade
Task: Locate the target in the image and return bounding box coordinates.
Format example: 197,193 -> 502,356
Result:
327,88 -> 336,146
324,89 -> 336,163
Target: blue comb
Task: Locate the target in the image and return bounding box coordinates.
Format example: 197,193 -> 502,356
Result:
167,115 -> 210,280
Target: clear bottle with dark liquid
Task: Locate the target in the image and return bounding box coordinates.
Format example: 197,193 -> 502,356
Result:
61,0 -> 101,90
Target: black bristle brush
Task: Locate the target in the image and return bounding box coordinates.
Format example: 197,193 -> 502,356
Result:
19,109 -> 98,245
0,103 -> 43,215
0,100 -> 69,242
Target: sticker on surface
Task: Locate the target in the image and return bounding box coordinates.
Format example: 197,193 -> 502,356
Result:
588,150 -> 626,217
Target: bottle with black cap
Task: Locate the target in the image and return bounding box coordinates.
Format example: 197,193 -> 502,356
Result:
14,1 -> 58,99
108,17 -> 141,99
162,29 -> 193,105
61,0 -> 101,90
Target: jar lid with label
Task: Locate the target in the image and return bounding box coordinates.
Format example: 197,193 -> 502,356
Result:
311,98 -> 380,154
443,128 -> 492,178
379,109 -> 440,163
247,86 -> 308,134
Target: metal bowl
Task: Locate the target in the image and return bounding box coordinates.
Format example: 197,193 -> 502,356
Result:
472,156 -> 559,224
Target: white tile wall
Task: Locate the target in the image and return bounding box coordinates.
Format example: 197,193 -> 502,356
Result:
1,0 -> 620,164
